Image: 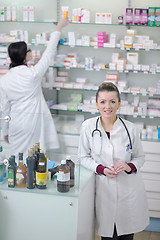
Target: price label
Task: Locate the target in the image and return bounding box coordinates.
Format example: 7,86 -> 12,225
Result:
144,71 -> 148,74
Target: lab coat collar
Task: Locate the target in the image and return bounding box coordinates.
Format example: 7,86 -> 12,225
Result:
98,116 -> 122,134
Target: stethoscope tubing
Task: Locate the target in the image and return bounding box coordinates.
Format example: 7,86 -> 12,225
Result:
92,116 -> 132,151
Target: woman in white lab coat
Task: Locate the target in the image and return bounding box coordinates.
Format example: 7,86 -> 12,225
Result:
0,18 -> 69,157
78,82 -> 149,240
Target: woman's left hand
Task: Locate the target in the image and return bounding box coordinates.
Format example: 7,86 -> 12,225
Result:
114,161 -> 131,173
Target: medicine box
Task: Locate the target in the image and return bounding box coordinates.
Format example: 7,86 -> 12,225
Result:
148,7 -> 155,26
127,52 -> 138,65
141,9 -> 148,25
134,8 -> 141,25
155,7 -> 160,27
126,8 -> 133,25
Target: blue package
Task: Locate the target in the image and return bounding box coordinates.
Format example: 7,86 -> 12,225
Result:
48,161 -> 55,169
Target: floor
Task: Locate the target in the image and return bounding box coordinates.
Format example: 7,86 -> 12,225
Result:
95,231 -> 160,240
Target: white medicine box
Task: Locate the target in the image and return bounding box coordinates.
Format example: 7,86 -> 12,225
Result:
127,52 -> 139,65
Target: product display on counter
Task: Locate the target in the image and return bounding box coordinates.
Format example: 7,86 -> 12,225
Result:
26,149 -> 36,189
8,155 -> 16,188
36,149 -> 47,189
16,152 -> 26,188
57,160 -> 70,193
66,155 -> 75,187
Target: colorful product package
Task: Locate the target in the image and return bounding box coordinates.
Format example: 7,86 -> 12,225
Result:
141,9 -> 148,25
134,8 -> 141,25
126,8 -> 133,25
155,7 -> 160,27
148,7 -> 155,26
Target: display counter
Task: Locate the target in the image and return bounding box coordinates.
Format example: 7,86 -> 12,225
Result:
0,165 -> 95,240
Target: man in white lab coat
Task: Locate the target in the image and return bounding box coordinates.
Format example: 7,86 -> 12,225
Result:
0,18 -> 69,157
78,82 -> 149,240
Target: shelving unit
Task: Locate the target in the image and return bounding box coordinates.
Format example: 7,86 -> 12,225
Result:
48,1 -> 160,228
0,0 -> 160,232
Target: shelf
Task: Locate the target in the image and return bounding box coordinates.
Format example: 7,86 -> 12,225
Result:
52,87 -> 160,97
70,22 -> 160,28
57,132 -> 160,142
50,108 -> 160,119
0,20 -> 57,24
57,132 -> 79,136
1,20 -> 159,28
52,66 -> 160,74
60,43 -> 160,52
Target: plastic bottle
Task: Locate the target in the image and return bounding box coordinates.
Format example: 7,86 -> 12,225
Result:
8,155 -> 16,188
57,160 -> 70,193
36,150 -> 47,189
66,155 -> 75,187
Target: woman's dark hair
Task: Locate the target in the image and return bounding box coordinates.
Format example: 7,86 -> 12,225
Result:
8,41 -> 27,69
96,82 -> 121,102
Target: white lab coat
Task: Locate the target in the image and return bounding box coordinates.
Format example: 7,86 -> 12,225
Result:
78,116 -> 149,237
0,31 -> 61,157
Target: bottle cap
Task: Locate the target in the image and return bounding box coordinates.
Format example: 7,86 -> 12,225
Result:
66,155 -> 71,160
61,160 -> 66,164
11,155 -> 15,161
28,149 -> 33,157
19,152 -> 23,160
36,142 -> 40,149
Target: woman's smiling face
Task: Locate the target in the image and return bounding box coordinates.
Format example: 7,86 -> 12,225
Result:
96,90 -> 121,120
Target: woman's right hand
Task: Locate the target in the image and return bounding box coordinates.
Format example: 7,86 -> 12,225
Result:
103,167 -> 118,178
56,18 -> 70,31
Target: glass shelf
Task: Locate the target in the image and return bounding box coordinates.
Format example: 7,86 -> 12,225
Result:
60,43 -> 160,52
50,108 -> 160,119
0,20 -> 57,24
52,66 -> 160,74
58,132 -> 79,136
52,87 -> 160,98
70,22 -> 160,28
57,132 -> 160,142
1,21 -> 159,28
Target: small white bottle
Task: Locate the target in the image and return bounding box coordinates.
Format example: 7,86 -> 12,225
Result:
29,6 -> 35,22
11,6 -> 17,21
23,6 -> 29,21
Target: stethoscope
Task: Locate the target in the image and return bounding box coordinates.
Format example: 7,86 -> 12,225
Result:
92,117 -> 132,155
